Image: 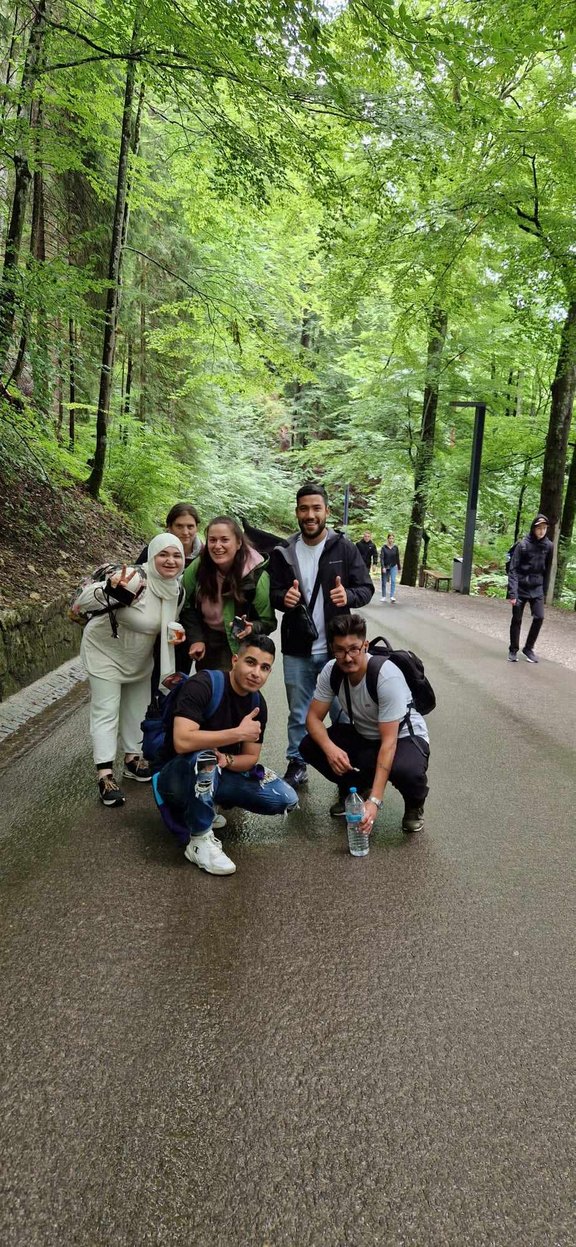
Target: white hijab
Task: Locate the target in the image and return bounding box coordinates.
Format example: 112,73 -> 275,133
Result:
144,532 -> 185,687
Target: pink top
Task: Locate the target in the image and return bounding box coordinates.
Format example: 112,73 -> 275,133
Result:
200,546 -> 263,631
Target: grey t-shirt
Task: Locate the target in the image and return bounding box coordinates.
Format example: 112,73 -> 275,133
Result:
314,659 -> 429,743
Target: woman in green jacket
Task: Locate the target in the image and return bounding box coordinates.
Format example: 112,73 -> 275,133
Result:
180,516 -> 276,671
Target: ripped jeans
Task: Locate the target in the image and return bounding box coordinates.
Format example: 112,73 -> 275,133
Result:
157,750 -> 298,839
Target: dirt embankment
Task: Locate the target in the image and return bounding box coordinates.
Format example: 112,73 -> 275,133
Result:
0,468 -> 142,611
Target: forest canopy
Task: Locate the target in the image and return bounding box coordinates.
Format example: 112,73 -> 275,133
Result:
1,0 -> 575,602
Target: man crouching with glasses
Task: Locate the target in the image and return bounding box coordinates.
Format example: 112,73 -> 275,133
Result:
300,614 -> 430,836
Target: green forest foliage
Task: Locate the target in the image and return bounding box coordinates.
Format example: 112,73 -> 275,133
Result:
0,0 -> 575,600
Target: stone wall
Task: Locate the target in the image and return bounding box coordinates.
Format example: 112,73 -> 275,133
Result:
0,595 -> 81,701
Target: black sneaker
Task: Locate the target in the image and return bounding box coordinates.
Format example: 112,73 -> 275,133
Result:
402,804 -> 425,834
508,649 -> 518,662
329,794 -> 346,817
283,760 -> 309,787
98,775 -> 126,806
123,757 -> 153,782
522,647 -> 539,663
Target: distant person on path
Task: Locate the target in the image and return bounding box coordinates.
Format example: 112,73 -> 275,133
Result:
356,531 -> 378,572
508,514 -> 553,663
268,482 -> 374,789
137,504 -> 202,679
156,637 -> 297,876
78,534 -> 185,806
180,516 -> 275,673
300,614 -> 430,834
380,533 -> 401,602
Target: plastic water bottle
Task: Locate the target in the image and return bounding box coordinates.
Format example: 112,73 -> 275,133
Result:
345,787 -> 369,858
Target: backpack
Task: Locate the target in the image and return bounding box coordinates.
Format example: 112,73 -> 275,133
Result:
69,564 -> 146,637
141,669 -> 260,772
505,542 -> 519,575
329,635 -> 436,737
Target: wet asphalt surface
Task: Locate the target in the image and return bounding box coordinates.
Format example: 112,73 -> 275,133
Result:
0,598 -> 574,1247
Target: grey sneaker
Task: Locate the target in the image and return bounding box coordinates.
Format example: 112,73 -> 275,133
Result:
522,648 -> 539,663
508,649 -> 518,662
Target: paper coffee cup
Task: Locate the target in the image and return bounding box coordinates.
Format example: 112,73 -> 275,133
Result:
167,621 -> 186,644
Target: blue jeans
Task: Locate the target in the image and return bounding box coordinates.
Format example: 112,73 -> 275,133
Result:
157,751 -> 297,838
283,652 -> 344,762
381,566 -> 397,598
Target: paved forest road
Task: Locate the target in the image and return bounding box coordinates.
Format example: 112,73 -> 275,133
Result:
1,598 -> 574,1247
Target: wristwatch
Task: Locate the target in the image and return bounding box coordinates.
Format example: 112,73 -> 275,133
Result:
367,795 -> 383,809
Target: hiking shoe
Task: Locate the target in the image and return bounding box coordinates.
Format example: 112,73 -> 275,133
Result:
330,794 -> 347,817
184,831 -> 236,875
98,775 -> 126,807
508,649 -> 518,662
283,760 -> 309,787
123,757 -> 153,782
522,648 -> 539,663
402,804 -> 425,834
212,812 -> 227,830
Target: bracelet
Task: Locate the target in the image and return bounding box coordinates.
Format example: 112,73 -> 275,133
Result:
367,795 -> 383,809
225,753 -> 234,769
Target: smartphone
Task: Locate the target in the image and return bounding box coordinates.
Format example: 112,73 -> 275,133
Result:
231,616 -> 245,638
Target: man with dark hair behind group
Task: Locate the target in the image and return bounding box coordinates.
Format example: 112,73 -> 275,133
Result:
300,613 -> 430,835
356,531 -> 378,572
269,483 -> 374,789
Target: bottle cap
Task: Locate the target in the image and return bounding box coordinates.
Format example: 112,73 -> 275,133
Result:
349,786 -> 357,793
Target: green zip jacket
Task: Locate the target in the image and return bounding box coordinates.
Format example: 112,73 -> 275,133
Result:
180,555 -> 276,657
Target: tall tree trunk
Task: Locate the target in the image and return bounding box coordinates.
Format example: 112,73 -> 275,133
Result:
554,438 -> 576,600
69,317 -> 76,449
139,258 -> 146,422
86,20 -> 140,498
513,456 -> 531,542
402,305 -> 448,585
539,299 -> 576,539
124,335 -> 133,417
0,0 -> 48,370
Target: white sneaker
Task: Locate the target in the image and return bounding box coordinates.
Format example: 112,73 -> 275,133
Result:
380,596 -> 386,602
184,830 -> 236,875
390,596 -> 396,602
212,812 -> 227,830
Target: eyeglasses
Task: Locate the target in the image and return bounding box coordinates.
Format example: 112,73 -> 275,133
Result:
333,644 -> 365,658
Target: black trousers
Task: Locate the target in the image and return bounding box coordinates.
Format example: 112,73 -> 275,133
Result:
300,722 -> 430,807
510,597 -> 544,653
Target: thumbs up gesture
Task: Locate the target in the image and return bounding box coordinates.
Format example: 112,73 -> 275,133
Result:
330,575 -> 348,607
284,578 -> 302,608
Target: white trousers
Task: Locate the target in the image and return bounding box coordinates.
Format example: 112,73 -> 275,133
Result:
88,674 -> 151,766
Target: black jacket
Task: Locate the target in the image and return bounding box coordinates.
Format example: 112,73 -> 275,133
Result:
356,539 -> 378,569
508,519 -> 553,601
269,528 -> 374,656
380,543 -> 401,571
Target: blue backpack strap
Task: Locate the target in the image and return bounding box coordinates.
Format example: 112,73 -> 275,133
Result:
205,669 -> 226,719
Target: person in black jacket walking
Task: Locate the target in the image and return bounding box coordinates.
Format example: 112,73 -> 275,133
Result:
269,482 -> 374,787
508,514 -> 553,663
356,532 -> 378,571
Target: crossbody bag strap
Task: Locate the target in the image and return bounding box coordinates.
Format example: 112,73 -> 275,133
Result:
307,569 -> 322,614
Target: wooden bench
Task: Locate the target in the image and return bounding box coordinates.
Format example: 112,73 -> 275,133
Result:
420,568 -> 452,592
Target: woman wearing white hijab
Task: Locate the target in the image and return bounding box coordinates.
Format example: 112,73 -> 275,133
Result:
78,533 -> 185,807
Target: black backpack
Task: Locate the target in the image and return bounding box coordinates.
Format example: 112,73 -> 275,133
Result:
505,541 -> 519,575
329,635 -> 436,735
